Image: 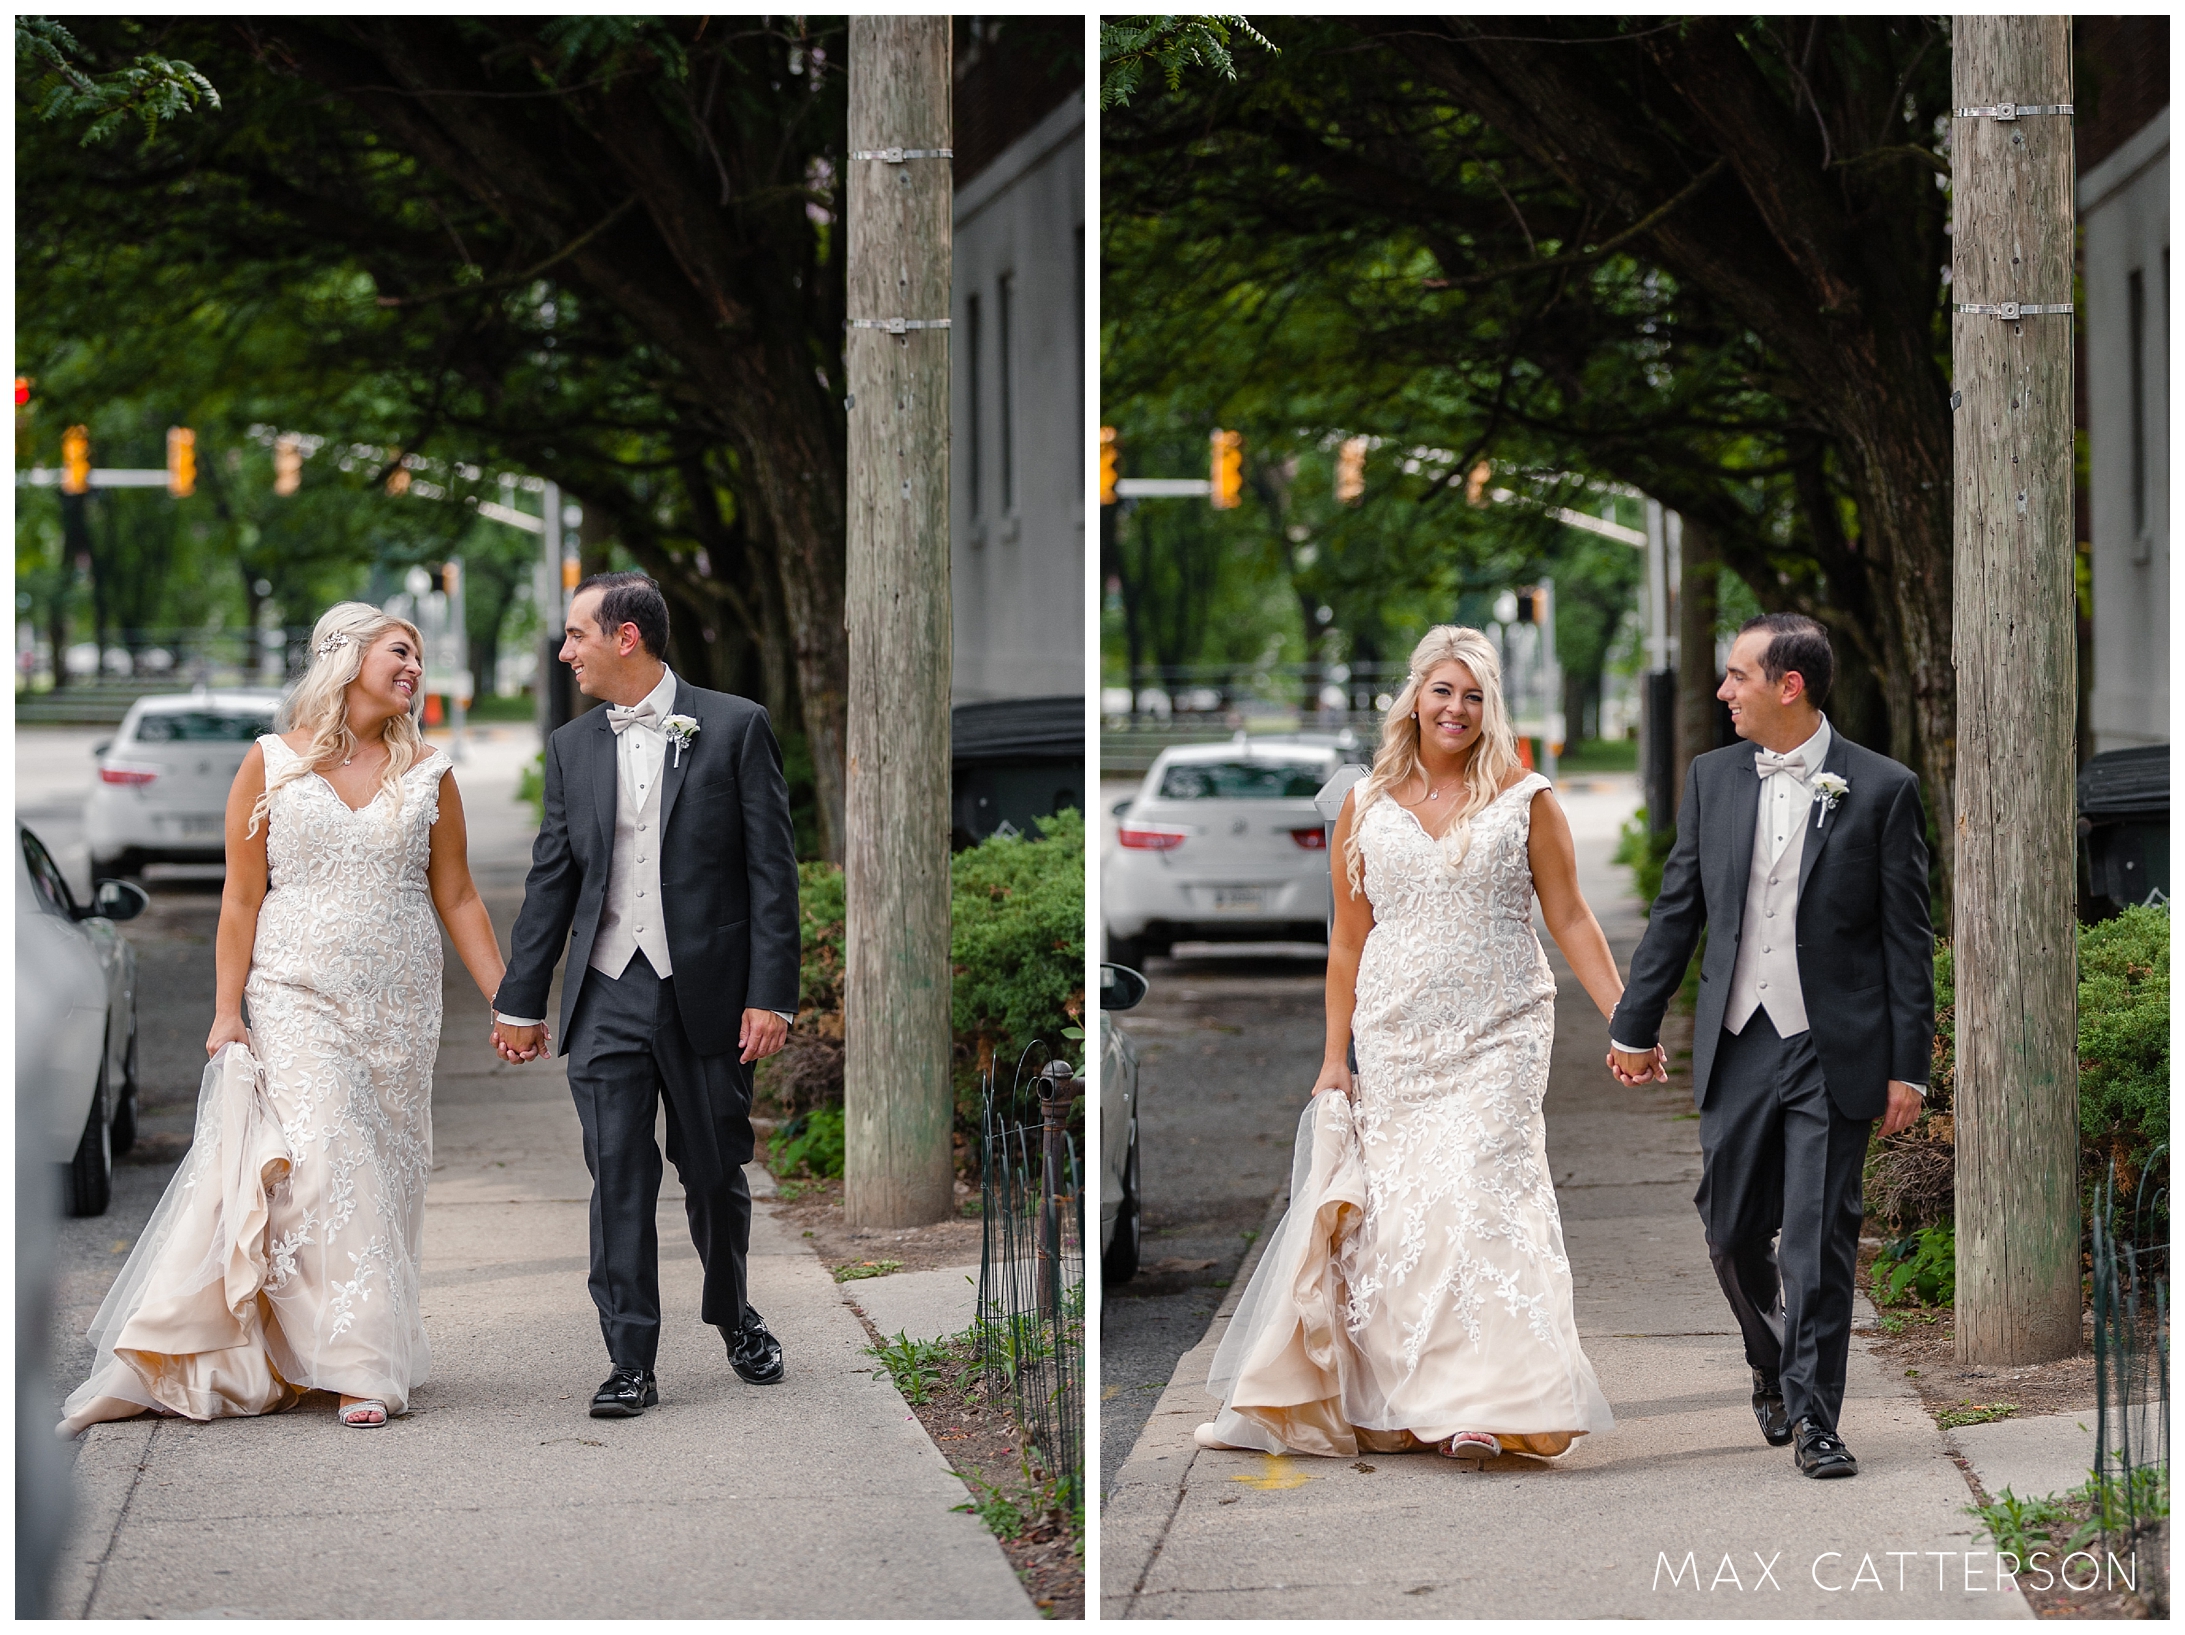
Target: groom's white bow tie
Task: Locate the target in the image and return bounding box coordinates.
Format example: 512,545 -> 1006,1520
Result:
1755,748 -> 1809,782
607,701 -> 661,735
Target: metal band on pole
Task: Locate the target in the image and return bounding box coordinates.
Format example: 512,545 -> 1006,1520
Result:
1954,301 -> 2075,319
845,318 -> 952,335
1956,103 -> 2074,120
850,146 -> 953,163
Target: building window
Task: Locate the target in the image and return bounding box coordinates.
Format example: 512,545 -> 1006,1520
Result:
999,271 -> 1016,514
2129,267 -> 2147,537
966,293 -> 982,520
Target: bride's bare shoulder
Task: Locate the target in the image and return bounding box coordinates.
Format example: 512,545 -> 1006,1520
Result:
1499,766 -> 1538,796
277,729 -> 311,753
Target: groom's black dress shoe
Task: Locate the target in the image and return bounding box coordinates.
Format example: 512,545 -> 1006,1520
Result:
1750,1369 -> 1794,1447
1791,1417 -> 1859,1479
723,1308 -> 786,1385
590,1365 -> 659,1419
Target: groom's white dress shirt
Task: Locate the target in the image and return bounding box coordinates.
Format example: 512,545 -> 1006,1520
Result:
1612,715 -> 1922,1094
495,664 -> 793,1032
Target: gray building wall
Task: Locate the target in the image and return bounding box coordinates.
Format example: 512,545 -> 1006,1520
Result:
2081,109 -> 2169,754
950,94 -> 1084,705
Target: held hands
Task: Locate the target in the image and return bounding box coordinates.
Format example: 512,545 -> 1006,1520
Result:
739,1009 -> 789,1066
206,1012 -> 249,1059
1607,1044 -> 1668,1086
492,1020 -> 549,1064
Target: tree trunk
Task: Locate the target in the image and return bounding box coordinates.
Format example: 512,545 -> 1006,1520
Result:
1674,515 -> 1720,810
842,15 -> 955,1230
1949,14 -> 2082,1366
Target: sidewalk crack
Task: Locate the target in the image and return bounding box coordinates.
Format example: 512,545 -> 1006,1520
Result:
80,1418 -> 158,1619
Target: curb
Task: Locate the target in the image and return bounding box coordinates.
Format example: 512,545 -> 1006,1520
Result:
1099,1178 -> 1293,1618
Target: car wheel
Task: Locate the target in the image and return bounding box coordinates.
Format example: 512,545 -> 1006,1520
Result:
65,1060 -> 113,1218
1105,932 -> 1145,972
1103,1123 -> 1141,1286
110,1025 -> 140,1158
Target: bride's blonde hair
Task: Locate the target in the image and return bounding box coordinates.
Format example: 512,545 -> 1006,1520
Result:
1342,625 -> 1523,896
248,601 -> 427,837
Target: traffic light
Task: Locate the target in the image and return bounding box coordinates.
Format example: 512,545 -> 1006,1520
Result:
1209,428 -> 1243,510
166,426 -> 196,497
1099,425 -> 1118,506
1335,436 -> 1367,505
61,424 -> 91,495
14,377 -> 29,409
1465,459 -> 1493,507
273,432 -> 301,496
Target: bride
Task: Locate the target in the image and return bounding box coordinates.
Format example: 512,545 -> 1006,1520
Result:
61,602 -> 512,1434
1199,625 -> 1624,1462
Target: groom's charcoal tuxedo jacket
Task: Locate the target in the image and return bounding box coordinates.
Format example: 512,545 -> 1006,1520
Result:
496,679 -> 801,1059
1609,733 -> 1935,1121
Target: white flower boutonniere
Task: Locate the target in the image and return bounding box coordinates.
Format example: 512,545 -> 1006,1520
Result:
1810,771 -> 1850,826
661,713 -> 700,767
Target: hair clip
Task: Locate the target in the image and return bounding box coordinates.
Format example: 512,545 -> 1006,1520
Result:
316,631 -> 352,656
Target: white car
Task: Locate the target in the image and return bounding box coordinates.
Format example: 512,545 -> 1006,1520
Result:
18,824 -> 148,1216
87,689 -> 285,875
1099,963 -> 1146,1284
1104,737 -> 1355,968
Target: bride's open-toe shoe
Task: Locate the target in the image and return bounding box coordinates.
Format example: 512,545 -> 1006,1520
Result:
338,1397 -> 390,1428
1441,1431 -> 1500,1462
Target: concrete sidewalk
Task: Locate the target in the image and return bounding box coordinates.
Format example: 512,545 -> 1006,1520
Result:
1101,777 -> 2031,1619
52,731 -> 1033,1620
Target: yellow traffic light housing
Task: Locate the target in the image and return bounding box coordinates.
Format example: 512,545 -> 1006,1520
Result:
1209,428 -> 1243,510
166,426 -> 197,497
61,424 -> 91,495
1099,425 -> 1118,506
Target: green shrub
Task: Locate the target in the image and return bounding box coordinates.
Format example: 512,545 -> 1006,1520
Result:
2075,902 -> 2168,1186
769,1105 -> 845,1178
1614,809 -> 1675,913
1872,1221 -> 1956,1307
951,809 -> 1087,1095
793,858 -> 848,1012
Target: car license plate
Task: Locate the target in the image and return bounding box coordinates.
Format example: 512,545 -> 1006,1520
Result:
1210,886 -> 1264,913
176,817 -> 224,838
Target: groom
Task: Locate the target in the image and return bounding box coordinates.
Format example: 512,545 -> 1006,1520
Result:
1607,613 -> 1933,1479
492,572 -> 801,1419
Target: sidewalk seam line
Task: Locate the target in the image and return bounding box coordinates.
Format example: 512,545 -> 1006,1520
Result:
81,1418 -> 157,1619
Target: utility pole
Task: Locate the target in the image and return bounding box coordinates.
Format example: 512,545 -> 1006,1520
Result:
1950,15 -> 2082,1365
1674,513 -> 1720,813
843,16 -> 955,1228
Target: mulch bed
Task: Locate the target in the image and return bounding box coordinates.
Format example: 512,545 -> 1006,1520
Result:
761,1171 -> 985,1277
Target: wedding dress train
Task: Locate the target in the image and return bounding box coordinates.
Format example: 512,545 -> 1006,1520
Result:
1201,774 -> 1614,1456
64,738 -> 450,1425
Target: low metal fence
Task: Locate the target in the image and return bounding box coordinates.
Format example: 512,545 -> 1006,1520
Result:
2089,1151 -> 2169,1613
975,1049 -> 1084,1507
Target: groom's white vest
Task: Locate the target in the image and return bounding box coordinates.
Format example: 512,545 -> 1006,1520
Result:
591,747 -> 672,981
1724,794 -> 1810,1038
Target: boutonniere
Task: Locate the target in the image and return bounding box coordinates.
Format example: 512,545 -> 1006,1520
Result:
1810,771 -> 1849,826
661,713 -> 700,767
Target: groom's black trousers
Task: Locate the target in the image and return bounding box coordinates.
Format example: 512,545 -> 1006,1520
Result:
1694,1014 -> 1873,1436
564,954 -> 754,1371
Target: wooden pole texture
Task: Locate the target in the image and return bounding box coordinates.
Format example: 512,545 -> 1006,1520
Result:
1673,514 -> 1720,812
1949,15 -> 2082,1365
843,16 -> 954,1229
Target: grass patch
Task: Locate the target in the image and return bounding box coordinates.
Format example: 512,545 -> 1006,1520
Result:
835,1258 -> 903,1283
1936,1401 -> 2020,1430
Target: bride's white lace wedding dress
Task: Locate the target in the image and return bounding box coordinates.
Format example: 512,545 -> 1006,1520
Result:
64,736 -> 450,1424
1200,773 -> 1614,1457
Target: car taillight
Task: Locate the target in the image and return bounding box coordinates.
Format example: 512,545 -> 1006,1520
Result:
1290,827 -> 1328,850
99,763 -> 160,787
1117,824 -> 1188,851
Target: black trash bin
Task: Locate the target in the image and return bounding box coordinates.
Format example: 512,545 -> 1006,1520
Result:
2076,744 -> 2168,921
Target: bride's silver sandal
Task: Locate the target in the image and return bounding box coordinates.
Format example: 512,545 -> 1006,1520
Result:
339,1398 -> 390,1428
1441,1431 -> 1499,1461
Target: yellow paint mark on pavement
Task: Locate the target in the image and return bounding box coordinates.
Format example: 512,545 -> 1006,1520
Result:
1231,1454 -> 1313,1490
